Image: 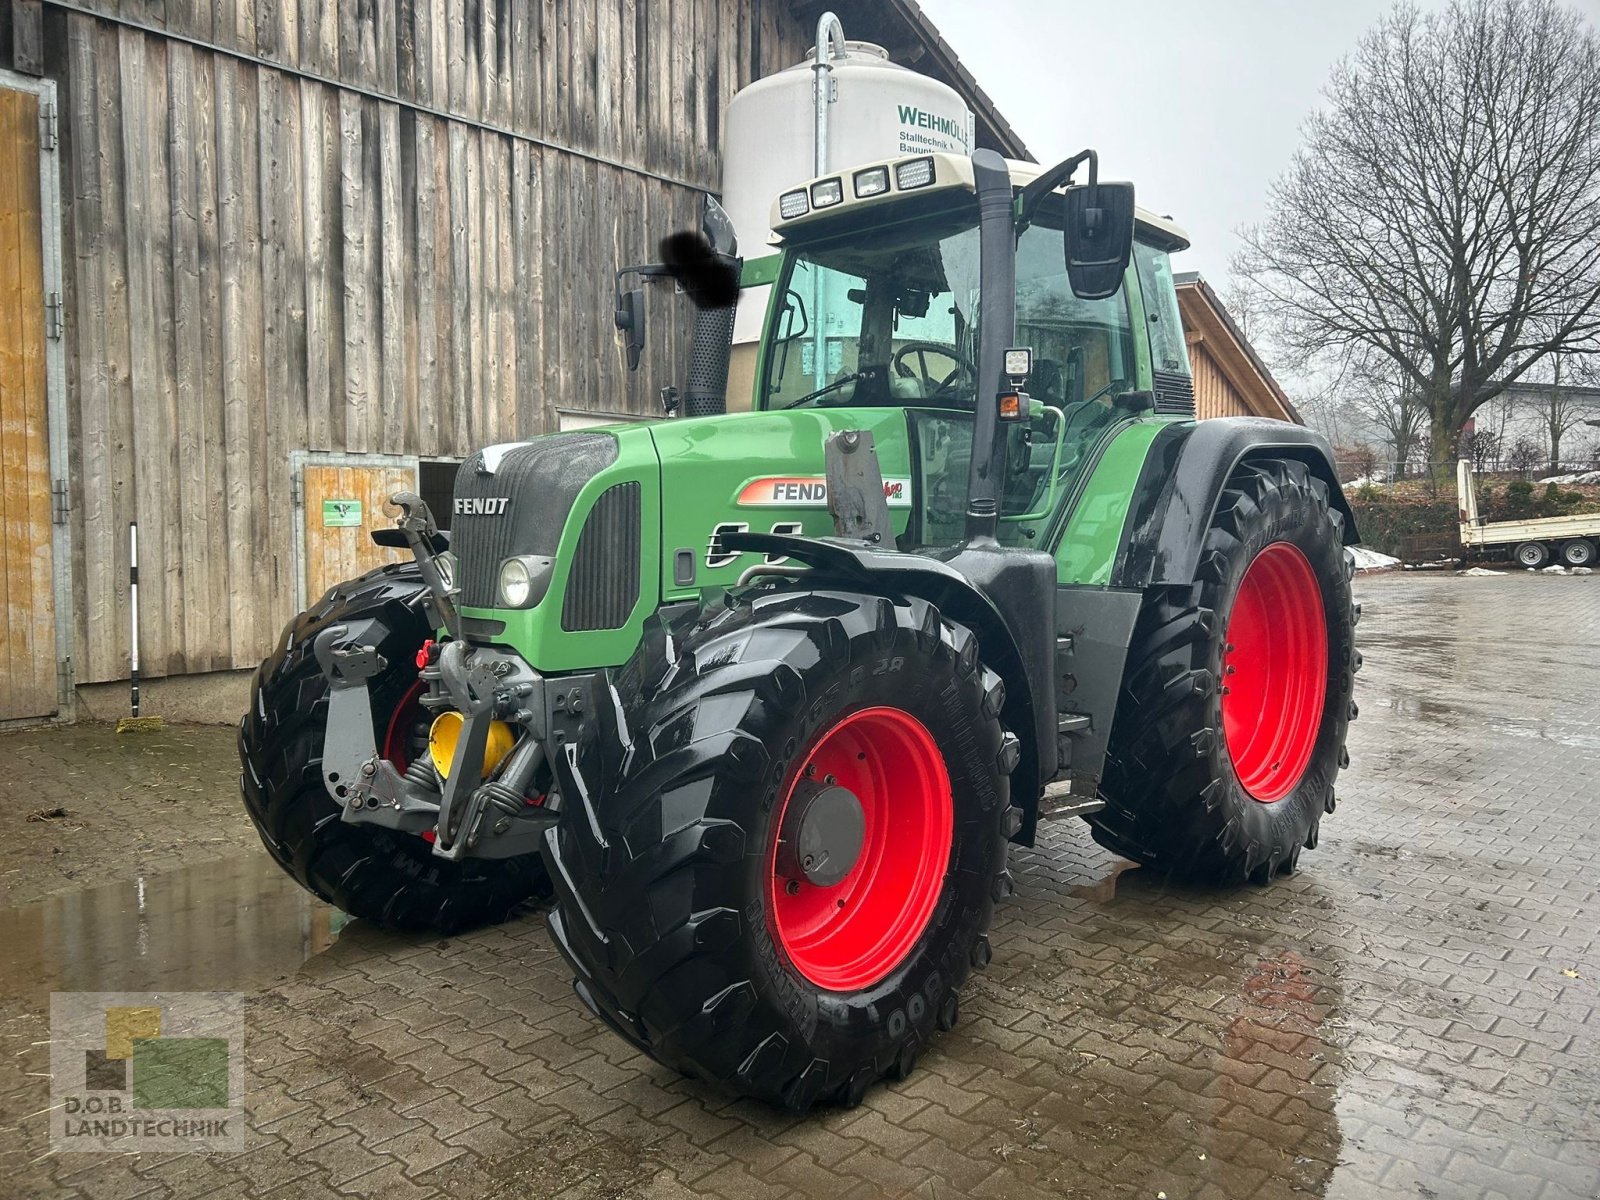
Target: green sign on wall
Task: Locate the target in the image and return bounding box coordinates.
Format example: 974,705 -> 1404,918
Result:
322,499 -> 363,527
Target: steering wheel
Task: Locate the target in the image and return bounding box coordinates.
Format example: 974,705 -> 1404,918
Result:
891,341 -> 978,399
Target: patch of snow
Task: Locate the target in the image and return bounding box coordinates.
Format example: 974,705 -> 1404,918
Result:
1541,564 -> 1570,575
1544,469 -> 1600,485
1349,546 -> 1400,570
1574,567 -> 1594,576
1459,567 -> 1505,576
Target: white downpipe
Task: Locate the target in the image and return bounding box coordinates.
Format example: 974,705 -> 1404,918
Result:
810,12 -> 846,387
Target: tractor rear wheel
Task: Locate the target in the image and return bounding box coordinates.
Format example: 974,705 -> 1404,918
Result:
239,563 -> 549,934
543,589 -> 1018,1110
1089,459 -> 1359,885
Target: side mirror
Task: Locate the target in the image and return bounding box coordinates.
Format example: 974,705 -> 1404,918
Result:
659,232 -> 740,309
1063,181 -> 1135,301
615,287 -> 646,371
701,195 -> 738,258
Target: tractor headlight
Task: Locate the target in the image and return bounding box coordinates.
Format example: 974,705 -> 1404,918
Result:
778,189 -> 810,220
894,156 -> 935,190
853,166 -> 890,198
810,177 -> 844,208
497,555 -> 553,608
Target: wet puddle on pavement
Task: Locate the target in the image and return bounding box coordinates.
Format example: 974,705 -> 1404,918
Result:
0,855 -> 343,1006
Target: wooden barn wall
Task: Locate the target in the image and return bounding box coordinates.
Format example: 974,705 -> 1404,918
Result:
38,1 -> 812,683
1188,340 -> 1252,422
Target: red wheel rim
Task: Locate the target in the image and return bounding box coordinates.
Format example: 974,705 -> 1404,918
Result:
765,706 -> 953,991
1222,542 -> 1329,802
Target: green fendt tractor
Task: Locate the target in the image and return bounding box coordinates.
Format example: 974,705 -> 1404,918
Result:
240,146 -> 1360,1110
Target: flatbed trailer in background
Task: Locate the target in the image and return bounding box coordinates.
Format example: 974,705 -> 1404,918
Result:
1457,459 -> 1600,568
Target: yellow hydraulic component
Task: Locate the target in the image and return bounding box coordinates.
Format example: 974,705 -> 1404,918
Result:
428,711 -> 515,780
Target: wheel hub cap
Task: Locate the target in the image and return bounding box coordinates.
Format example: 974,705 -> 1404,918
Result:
777,780 -> 866,887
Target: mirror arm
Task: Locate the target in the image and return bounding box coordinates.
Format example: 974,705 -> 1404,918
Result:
614,262 -> 672,325
1017,148 -> 1099,232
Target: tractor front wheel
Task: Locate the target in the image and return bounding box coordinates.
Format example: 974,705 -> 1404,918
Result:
1089,459 -> 1359,884
543,589 -> 1018,1110
239,563 -> 549,934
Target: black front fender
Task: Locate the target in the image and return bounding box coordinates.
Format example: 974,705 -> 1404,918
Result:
721,532 -> 1056,843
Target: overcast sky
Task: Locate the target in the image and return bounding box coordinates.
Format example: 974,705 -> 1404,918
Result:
918,0 -> 1458,287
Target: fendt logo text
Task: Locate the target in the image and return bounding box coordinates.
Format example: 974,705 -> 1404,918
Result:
454,497 -> 511,516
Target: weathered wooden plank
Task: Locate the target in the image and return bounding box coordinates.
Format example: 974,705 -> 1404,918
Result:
510,138 -> 538,437
492,134 -> 513,438
64,19 -> 108,684
510,0 -> 532,132
463,125 -> 483,446
412,112 -> 439,455
297,0 -> 335,77
373,0 -> 397,93
162,0 -> 211,42
10,0 -> 44,75
189,47 -> 231,670
620,0 -> 639,167
166,41 -> 215,673
339,90 -> 378,454
445,0 -> 465,118
257,0 -> 300,67
426,0 -> 447,110
445,119 -> 469,455
479,128 -> 500,440
118,0 -> 165,31
396,0 -> 418,102
216,56 -> 261,665
336,0 -> 359,82
462,0 -> 481,124
259,67 -> 310,661
378,100 -> 405,454
118,28 -> 178,675
593,0 -> 616,159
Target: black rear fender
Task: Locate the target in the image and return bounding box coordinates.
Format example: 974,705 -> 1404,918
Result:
1113,418 -> 1358,588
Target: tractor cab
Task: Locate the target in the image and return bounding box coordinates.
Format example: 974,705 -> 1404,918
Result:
754,150 -> 1192,549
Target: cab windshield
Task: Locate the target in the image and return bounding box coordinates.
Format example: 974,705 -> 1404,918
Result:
762,195 -> 1137,543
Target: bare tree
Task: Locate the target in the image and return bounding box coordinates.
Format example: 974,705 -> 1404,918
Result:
1236,0 -> 1600,465
1533,353 -> 1587,468
1340,359 -> 1431,478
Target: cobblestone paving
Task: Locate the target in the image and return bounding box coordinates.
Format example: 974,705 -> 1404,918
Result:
1,573 -> 1596,1199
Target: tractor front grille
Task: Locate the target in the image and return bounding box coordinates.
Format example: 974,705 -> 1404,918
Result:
1153,370 -> 1196,416
452,433 -> 618,609
562,482 -> 641,632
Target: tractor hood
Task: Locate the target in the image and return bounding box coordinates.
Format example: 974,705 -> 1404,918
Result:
450,408 -> 916,674
650,407 -> 915,603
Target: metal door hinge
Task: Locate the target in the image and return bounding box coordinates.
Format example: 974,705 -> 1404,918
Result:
290,475 -> 303,506
40,100 -> 58,151
45,292 -> 63,340
51,478 -> 70,524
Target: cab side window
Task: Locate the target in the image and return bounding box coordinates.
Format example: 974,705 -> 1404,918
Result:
1132,241 -> 1190,377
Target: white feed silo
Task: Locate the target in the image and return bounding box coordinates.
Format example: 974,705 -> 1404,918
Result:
720,14 -> 974,409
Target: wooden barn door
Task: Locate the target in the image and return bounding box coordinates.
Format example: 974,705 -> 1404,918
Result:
291,453 -> 418,610
0,82 -> 58,720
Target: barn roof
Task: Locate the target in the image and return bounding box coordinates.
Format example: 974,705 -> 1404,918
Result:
1174,272 -> 1302,425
